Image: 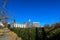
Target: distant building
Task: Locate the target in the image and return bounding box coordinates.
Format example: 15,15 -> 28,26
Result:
26,19 -> 31,27
32,22 -> 40,27
11,19 -> 31,28
13,23 -> 26,28
51,23 -> 60,28
56,22 -> 60,27
51,24 -> 56,28
44,24 -> 50,28
0,22 -> 4,28
12,19 -> 16,27
11,19 -> 41,28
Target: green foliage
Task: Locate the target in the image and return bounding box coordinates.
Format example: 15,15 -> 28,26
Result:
10,27 -> 60,40
10,27 -> 36,40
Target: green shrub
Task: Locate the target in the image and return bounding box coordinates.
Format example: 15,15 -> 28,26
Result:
10,27 -> 60,40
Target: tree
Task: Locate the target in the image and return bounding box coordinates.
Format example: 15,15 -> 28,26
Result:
7,24 -> 10,29
44,24 -> 50,28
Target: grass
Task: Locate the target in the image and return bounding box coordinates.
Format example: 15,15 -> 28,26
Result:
0,29 -> 4,36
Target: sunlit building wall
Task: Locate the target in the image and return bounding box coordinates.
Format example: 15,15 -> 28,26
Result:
13,23 -> 26,28
32,22 -> 40,27
0,22 -> 4,28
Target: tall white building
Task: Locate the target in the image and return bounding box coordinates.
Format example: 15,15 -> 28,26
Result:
11,19 -> 40,28
11,19 -> 31,28
32,22 -> 40,27
13,23 -> 26,28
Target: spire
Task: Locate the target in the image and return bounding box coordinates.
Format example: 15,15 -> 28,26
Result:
26,19 -> 31,27
28,19 -> 31,22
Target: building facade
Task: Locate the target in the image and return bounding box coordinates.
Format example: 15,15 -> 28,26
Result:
0,22 -> 4,28
11,19 -> 40,28
32,22 -> 40,27
13,23 -> 26,28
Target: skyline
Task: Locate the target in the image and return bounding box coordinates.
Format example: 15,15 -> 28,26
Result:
0,0 -> 60,26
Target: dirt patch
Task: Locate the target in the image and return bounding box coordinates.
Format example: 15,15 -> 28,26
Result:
8,30 -> 22,40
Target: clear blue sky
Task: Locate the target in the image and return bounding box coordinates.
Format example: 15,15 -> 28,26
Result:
1,0 -> 60,26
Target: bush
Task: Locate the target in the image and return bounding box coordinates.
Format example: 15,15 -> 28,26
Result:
10,27 -> 60,40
